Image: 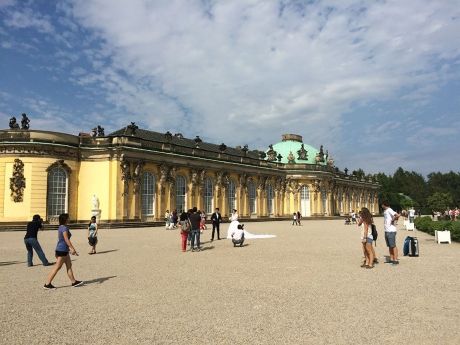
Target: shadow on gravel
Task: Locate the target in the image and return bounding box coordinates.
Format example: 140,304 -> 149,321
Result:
0,260 -> 25,266
95,249 -> 119,255
199,246 -> 215,251
84,276 -> 117,285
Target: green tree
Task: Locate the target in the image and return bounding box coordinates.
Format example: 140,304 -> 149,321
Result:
427,192 -> 454,212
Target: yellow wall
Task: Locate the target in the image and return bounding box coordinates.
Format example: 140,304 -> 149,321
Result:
77,160 -> 115,221
0,161 -> 4,218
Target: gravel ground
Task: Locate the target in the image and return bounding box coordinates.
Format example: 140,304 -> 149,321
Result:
1,220 -> 459,345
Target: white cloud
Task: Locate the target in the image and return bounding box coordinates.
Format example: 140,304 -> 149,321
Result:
3,7 -> 54,33
66,0 -> 460,152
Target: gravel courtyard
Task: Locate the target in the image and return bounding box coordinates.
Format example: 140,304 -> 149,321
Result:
1,219 -> 459,345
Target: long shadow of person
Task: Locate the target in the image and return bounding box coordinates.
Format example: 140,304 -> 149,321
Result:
83,276 -> 117,285
199,246 -> 215,251
0,261 -> 26,266
95,249 -> 119,255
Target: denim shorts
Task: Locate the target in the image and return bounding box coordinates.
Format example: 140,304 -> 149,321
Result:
385,232 -> 397,248
366,237 -> 373,244
55,250 -> 68,257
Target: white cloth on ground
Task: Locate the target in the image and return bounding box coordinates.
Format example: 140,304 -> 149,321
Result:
226,220 -> 276,239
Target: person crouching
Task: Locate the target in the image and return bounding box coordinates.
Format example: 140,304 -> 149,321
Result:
231,224 -> 245,247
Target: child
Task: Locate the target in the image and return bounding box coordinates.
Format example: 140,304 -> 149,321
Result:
88,216 -> 98,254
292,213 -> 297,226
200,211 -> 206,232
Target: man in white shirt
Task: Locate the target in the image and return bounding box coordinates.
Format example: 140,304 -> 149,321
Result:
230,224 -> 245,247
408,207 -> 415,223
382,201 -> 400,265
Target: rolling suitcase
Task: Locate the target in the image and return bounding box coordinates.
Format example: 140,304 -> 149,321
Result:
409,237 -> 419,257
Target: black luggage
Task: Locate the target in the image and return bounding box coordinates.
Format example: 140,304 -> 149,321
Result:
409,237 -> 419,257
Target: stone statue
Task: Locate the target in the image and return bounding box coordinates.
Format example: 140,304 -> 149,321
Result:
97,125 -> 105,137
91,127 -> 98,137
120,159 -> 131,181
133,161 -> 144,194
267,145 -> 277,161
297,144 -> 308,160
190,169 -> 199,185
287,151 -> 295,164
9,117 -> 20,129
127,122 -> 139,135
92,194 -> 100,210
21,113 -> 30,130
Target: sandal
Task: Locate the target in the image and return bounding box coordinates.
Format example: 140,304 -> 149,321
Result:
360,264 -> 367,268
366,265 -> 374,269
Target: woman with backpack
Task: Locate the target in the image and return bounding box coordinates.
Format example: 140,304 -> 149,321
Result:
179,212 -> 191,252
358,207 -> 377,269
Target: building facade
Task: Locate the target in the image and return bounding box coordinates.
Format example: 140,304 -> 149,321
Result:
0,125 -> 379,223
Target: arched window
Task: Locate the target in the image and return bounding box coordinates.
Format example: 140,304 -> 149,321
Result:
141,172 -> 155,216
204,177 -> 213,214
248,181 -> 256,214
47,167 -> 68,217
227,179 -> 236,214
175,176 -> 186,213
266,184 -> 274,214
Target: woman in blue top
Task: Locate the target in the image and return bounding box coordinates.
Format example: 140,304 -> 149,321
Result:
44,213 -> 83,289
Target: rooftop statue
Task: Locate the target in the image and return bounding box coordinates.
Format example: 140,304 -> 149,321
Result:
297,144 -> 308,160
21,113 -> 30,130
287,151 -> 296,164
267,144 -> 277,161
127,122 -> 139,135
97,125 -> 105,137
9,117 -> 20,129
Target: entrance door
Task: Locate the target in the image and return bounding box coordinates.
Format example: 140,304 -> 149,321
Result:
300,186 -> 311,217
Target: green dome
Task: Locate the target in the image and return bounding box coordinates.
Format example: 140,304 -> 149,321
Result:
266,134 -> 327,165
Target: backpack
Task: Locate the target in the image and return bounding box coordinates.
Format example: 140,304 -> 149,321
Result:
180,220 -> 190,232
371,224 -> 378,245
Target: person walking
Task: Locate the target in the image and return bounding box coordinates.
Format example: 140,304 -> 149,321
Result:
165,210 -> 171,229
210,207 -> 222,241
382,201 -> 400,265
43,213 -> 83,289
292,213 -> 297,226
296,211 -> 302,226
189,207 -> 202,252
24,214 -> 50,267
178,212 -> 190,252
87,216 -> 98,255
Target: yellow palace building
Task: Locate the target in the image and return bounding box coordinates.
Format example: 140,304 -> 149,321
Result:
0,122 -> 379,223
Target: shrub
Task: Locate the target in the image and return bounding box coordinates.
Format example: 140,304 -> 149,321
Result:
414,217 -> 459,242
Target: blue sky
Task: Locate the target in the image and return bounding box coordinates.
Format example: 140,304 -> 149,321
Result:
1,0 -> 459,175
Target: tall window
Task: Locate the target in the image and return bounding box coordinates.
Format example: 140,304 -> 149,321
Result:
47,167 -> 68,217
248,181 -> 256,214
175,176 -> 186,212
266,184 -> 274,214
321,190 -> 327,214
227,179 -> 236,214
141,172 -> 155,216
338,193 -> 343,212
204,177 -> 213,214
301,185 -> 310,201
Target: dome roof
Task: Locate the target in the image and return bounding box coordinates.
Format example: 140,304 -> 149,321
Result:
266,134 -> 327,165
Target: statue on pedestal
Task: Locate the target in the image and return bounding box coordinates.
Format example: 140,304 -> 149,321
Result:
91,194 -> 101,222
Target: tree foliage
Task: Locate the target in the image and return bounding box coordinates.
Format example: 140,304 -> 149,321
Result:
426,192 -> 454,212
372,168 -> 460,212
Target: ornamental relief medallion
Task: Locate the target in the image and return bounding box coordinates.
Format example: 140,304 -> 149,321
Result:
10,159 -> 26,202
